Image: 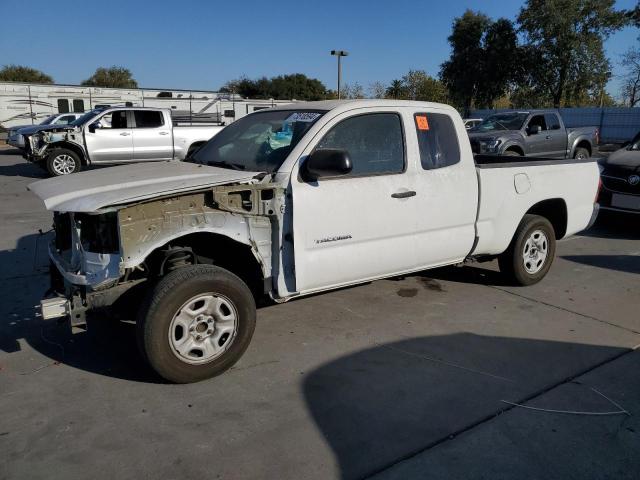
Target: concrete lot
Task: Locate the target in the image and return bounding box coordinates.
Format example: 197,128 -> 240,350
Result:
0,148 -> 639,480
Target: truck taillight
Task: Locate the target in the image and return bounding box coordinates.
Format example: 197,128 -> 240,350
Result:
595,177 -> 602,203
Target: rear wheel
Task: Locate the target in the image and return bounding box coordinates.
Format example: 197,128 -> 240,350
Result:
137,265 -> 256,383
46,148 -> 81,176
498,214 -> 556,286
573,147 -> 590,160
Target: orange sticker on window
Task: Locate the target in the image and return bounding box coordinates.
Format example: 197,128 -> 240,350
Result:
416,115 -> 429,131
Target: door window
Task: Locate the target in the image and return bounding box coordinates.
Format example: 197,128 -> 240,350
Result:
133,110 -> 164,128
414,113 -> 460,170
57,99 -> 70,113
97,110 -> 128,129
527,115 -> 547,132
315,113 -> 405,177
544,114 -> 561,130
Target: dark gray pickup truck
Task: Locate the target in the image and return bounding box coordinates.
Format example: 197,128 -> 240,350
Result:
468,110 -> 599,159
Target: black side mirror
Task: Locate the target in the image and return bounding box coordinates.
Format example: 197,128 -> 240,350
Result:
528,125 -> 542,135
301,149 -> 352,181
88,122 -> 101,133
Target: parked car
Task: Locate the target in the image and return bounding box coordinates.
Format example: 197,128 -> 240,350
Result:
468,110 -> 599,159
598,131 -> 640,214
463,118 -> 482,130
7,113 -> 83,149
22,107 -> 224,176
29,100 -> 600,383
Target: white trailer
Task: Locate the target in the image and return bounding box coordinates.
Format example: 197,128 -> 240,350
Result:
0,81 -> 292,135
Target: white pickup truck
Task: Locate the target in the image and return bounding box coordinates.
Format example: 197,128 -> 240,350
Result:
29,100 -> 600,383
23,106 -> 223,176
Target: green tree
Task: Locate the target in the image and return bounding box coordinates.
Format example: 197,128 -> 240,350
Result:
221,74 -> 328,100
81,66 -> 138,88
385,79 -> 406,99
517,0 -> 626,107
440,10 -> 490,115
400,70 -> 448,102
475,18 -> 519,108
0,65 -> 53,83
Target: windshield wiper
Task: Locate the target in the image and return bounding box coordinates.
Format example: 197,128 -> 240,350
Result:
208,160 -> 246,171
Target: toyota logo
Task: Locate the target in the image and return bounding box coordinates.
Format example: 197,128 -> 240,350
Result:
629,175 -> 640,186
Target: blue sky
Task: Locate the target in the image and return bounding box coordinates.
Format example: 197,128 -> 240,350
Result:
1,0 -> 637,97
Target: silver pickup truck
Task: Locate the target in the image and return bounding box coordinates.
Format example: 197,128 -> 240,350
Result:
468,110 -> 599,159
23,107 -> 224,176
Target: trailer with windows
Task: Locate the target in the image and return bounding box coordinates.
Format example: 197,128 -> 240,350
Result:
29,100 -> 600,383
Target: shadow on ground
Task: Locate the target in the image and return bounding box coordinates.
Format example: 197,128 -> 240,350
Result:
562,255 -> 640,275
0,154 -> 47,178
580,210 -> 640,240
303,334 -> 630,480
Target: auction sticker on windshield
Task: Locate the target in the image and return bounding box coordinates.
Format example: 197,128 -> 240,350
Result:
285,112 -> 322,122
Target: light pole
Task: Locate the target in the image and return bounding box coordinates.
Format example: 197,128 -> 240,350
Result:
331,50 -> 349,99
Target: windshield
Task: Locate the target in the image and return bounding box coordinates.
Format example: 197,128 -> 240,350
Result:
39,115 -> 58,125
629,131 -> 640,151
189,110 -> 325,173
70,109 -> 103,126
471,113 -> 529,132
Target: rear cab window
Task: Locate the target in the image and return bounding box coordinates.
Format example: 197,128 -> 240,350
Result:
134,110 -> 164,128
413,112 -> 460,170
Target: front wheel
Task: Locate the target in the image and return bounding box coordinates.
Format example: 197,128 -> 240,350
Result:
137,265 -> 256,383
498,214 -> 556,286
46,148 -> 82,176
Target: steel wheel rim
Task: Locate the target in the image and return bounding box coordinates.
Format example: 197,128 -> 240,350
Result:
522,229 -> 548,274
168,293 -> 239,365
52,154 -> 76,175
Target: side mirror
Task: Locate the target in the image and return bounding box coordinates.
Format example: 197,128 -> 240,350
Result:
301,149 -> 352,181
88,122 -> 102,133
528,125 -> 542,135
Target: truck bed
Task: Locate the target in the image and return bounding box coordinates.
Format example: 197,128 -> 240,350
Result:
472,154 -> 599,256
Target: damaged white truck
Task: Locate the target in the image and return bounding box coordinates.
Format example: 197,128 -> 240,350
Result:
29,100 -> 600,383
23,106 -> 223,176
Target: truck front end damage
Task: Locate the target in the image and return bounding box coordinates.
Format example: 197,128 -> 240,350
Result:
24,127 -> 83,163
41,183 -> 284,330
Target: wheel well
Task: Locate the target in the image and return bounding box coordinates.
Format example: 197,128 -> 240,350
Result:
575,140 -> 591,156
504,145 -> 524,156
48,142 -> 87,165
525,198 -> 567,239
145,232 -> 265,299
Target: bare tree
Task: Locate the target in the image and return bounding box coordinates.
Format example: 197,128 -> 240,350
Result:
341,83 -> 366,99
368,81 -> 387,99
621,46 -> 640,107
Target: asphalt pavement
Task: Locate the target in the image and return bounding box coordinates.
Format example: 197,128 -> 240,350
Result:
0,148 -> 638,480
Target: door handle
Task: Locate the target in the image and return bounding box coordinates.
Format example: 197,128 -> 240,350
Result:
119,132 -> 131,136
159,131 -> 169,135
391,191 -> 416,199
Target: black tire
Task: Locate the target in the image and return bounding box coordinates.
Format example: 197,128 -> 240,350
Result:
503,149 -> 522,157
46,148 -> 82,176
137,265 -> 256,383
498,214 -> 556,286
573,147 -> 590,160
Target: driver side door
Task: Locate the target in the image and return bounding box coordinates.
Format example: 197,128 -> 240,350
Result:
84,110 -> 134,163
290,108 -> 418,294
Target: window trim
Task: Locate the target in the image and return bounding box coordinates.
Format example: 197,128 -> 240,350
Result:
131,109 -> 165,129
302,111 -> 407,182
413,111 -> 461,171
